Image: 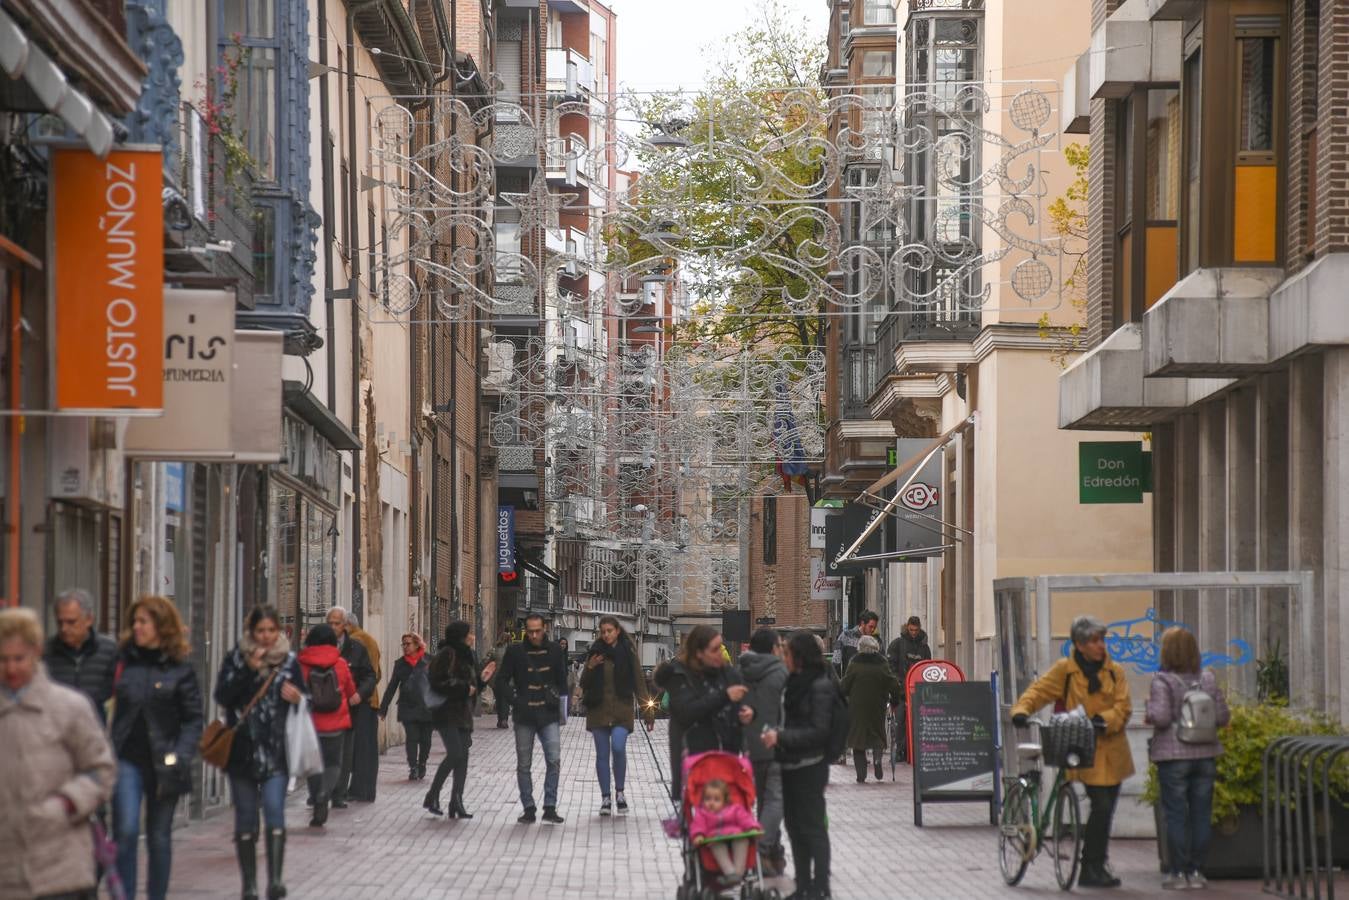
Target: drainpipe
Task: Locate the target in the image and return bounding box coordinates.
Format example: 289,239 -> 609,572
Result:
347,2 -> 372,620
447,0 -> 460,621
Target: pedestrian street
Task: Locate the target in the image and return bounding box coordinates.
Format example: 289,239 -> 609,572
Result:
156,718 -> 1276,899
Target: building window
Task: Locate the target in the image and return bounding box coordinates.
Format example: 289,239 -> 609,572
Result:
861,0 -> 896,26
253,203 -> 276,302
220,3 -> 278,182
1230,15 -> 1280,263
860,49 -> 895,78
1182,45 -> 1201,274
1116,87 -> 1182,327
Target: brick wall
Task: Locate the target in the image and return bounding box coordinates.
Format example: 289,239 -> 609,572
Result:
1085,97 -> 1117,348
747,493 -> 824,632
1313,0 -> 1349,257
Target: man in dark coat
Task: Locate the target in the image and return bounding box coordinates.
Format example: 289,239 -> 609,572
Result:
327,606 -> 376,807
43,588 -> 118,723
496,613 -> 569,824
885,616 -> 932,763
837,610 -> 881,675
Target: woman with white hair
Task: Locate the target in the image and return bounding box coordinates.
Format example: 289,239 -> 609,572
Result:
1011,615 -> 1134,889
839,634 -> 901,783
0,607 -> 116,900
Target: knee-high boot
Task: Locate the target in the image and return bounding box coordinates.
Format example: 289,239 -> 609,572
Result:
234,834 -> 258,900
264,828 -> 287,899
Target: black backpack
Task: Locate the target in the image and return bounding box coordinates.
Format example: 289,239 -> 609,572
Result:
309,665 -> 342,713
826,681 -> 851,760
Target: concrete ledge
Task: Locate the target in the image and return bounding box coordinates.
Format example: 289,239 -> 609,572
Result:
1088,1 -> 1181,99
1061,50 -> 1090,135
1143,267 -> 1283,377
1060,324 -> 1187,429
1269,253 -> 1349,361
867,374 -> 944,418
894,341 -> 977,375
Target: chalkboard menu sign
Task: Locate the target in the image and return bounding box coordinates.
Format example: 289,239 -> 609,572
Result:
910,681 -> 998,827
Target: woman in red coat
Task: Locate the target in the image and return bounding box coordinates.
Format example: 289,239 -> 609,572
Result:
297,623 -> 358,827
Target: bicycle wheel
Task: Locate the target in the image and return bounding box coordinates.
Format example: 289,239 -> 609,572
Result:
999,782 -> 1034,886
1051,783 -> 1083,890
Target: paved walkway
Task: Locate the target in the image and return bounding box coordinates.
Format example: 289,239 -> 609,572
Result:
156,718 -> 1288,898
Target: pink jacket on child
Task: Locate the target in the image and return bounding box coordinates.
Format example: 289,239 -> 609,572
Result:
689,803 -> 763,845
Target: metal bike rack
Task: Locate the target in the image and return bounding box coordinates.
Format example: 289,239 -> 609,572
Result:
1263,734 -> 1349,899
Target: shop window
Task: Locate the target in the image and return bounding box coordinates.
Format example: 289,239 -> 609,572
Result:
1231,17 -> 1280,263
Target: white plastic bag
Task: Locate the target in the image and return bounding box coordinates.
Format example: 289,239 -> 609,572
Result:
285,695 -> 323,787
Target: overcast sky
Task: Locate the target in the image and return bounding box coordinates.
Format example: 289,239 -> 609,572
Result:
605,0 -> 829,92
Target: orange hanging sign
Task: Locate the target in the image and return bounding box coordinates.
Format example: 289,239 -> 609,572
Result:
51,147 -> 164,411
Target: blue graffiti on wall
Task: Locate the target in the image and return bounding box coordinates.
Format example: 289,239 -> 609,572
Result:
1059,608 -> 1252,674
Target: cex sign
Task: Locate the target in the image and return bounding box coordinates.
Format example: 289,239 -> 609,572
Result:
50,148 -> 164,411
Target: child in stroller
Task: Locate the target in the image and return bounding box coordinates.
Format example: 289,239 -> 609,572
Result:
678,751 -> 779,900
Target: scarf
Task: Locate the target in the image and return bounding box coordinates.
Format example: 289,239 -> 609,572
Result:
403,648 -> 426,668
240,630 -> 292,674
1073,649 -> 1105,695
586,637 -> 636,702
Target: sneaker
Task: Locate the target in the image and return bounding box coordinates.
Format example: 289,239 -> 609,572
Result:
542,806 -> 564,824
615,792 -> 629,815
599,798 -> 612,817
518,807 -> 537,824
1186,872 -> 1208,890
1162,873 -> 1189,890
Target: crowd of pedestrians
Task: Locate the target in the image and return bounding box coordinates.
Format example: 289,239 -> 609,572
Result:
1,585 -> 1238,899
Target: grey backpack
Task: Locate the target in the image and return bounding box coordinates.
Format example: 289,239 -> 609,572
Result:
1170,673 -> 1218,744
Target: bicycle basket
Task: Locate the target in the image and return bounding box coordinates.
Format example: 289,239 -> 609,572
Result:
1041,714 -> 1096,769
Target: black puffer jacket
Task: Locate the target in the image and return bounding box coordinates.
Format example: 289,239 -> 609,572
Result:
109,644 -> 204,796
775,668 -> 835,767
886,629 -> 932,683
381,655 -> 432,724
666,660 -> 744,755
44,632 -> 119,721
214,644 -> 303,781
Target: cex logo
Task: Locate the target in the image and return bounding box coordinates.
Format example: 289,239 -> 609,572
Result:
900,483 -> 940,511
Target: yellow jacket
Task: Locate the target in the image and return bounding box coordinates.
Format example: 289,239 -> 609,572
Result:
349,626 -> 382,708
1010,653 -> 1134,787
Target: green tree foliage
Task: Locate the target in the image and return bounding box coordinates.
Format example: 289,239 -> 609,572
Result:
1037,142 -> 1089,367
616,0 -> 827,354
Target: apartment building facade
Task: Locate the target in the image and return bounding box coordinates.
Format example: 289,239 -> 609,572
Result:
1059,0 -> 1349,721
820,0 -> 1152,673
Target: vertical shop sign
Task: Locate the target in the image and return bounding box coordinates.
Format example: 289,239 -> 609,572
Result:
497,506 -> 516,576
51,148 -> 164,410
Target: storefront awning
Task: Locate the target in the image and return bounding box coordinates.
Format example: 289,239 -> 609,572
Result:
856,418 -> 969,505
283,380 -> 360,451
519,555 -> 559,586
0,8 -> 116,157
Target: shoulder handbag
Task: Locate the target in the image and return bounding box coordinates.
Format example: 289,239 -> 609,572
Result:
199,669 -> 278,770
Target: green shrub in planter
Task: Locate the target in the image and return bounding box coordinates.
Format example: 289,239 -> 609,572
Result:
1143,702 -> 1348,824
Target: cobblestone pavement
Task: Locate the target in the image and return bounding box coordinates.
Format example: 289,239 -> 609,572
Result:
156,718 -> 1283,899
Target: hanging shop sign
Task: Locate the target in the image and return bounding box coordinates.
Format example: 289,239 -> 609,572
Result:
893,438 -> 945,558
125,289 -> 233,455
1078,441 -> 1149,504
810,557 -> 842,601
51,147 -> 164,411
497,505 -> 517,576
809,507 -> 834,549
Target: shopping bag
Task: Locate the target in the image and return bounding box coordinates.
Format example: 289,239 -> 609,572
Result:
285,696 -> 324,783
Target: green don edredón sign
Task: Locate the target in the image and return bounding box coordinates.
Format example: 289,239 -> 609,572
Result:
1079,441 -> 1149,504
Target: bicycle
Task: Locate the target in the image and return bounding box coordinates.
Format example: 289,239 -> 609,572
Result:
998,720 -> 1087,890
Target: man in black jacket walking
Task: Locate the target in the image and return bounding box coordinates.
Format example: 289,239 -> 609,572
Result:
885,616 -> 932,762
496,613 -> 568,824
43,588 -> 119,722
326,606 -> 376,807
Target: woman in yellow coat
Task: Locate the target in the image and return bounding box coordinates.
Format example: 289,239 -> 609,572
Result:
1011,615 -> 1134,889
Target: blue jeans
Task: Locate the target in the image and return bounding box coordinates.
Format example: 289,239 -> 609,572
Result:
514,720 -> 561,810
112,760 -> 177,900
230,773 -> 289,837
591,725 -> 630,796
1157,757 -> 1217,875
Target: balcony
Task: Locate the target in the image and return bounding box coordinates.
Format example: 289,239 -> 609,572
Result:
546,47 -> 593,99
546,134 -> 593,187
162,103 -> 257,307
